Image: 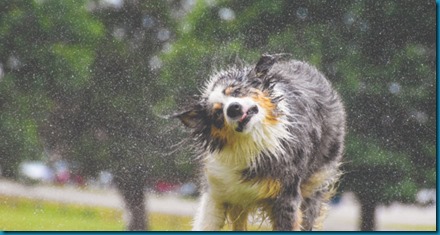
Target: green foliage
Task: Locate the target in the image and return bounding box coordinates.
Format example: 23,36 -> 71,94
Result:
0,0 -> 194,184
0,0 -> 104,178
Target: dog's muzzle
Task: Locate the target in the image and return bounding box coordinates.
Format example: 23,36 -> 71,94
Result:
226,102 -> 259,132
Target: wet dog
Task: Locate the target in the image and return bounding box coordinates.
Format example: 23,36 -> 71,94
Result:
174,54 -> 346,231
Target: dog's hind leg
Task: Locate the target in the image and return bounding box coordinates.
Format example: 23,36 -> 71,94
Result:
227,205 -> 249,231
301,188 -> 334,231
270,182 -> 303,231
192,192 -> 226,231
301,194 -> 323,230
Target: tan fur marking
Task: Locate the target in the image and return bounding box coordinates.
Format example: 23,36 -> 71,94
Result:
213,102 -> 222,110
300,168 -> 340,230
250,89 -> 279,125
210,125 -> 260,165
313,200 -> 329,231
224,86 -> 233,96
227,205 -> 249,231
210,125 -> 233,145
293,210 -> 303,231
255,179 -> 282,199
300,169 -> 334,198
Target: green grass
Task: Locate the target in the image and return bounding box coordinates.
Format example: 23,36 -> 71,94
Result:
2,195 -> 433,231
0,195 -> 272,231
385,223 -> 436,231
0,195 -> 192,231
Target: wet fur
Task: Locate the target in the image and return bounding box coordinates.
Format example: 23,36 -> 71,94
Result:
174,54 -> 346,231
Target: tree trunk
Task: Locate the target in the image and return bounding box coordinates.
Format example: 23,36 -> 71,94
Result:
359,197 -> 376,231
109,140 -> 150,231
113,172 -> 148,231
118,184 -> 147,231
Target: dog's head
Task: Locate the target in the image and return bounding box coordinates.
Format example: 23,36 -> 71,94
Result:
174,54 -> 289,153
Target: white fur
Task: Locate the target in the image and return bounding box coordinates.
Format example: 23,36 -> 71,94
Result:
192,192 -> 226,230
207,86 -> 225,104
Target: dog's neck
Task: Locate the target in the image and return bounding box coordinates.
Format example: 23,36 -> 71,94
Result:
205,121 -> 290,169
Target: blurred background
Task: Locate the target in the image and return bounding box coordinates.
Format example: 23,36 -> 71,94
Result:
0,0 -> 436,231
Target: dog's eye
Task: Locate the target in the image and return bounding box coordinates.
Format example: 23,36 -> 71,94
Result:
231,88 -> 241,97
212,109 -> 224,128
213,109 -> 223,118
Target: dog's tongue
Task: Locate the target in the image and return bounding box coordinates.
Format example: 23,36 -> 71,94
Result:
239,113 -> 248,123
236,113 -> 250,132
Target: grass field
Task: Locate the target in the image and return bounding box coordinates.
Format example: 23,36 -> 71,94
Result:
0,195 -> 270,231
0,195 -> 434,231
0,195 -> 192,231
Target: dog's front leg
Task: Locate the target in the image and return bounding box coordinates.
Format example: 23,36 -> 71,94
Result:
192,192 -> 226,231
271,182 -> 303,231
228,205 -> 249,231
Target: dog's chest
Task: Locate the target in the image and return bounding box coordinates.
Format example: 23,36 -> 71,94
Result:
205,160 -> 281,205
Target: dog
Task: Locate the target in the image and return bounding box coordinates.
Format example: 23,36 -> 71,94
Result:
174,54 -> 346,231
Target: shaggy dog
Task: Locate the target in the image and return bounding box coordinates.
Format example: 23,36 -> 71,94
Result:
174,54 -> 346,231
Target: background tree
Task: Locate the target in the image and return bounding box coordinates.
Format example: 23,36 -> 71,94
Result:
0,0 -> 103,178
0,0 -> 192,231
42,0 -> 192,231
158,0 -> 436,231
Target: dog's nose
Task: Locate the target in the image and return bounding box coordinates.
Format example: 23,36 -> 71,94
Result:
227,102 -> 243,119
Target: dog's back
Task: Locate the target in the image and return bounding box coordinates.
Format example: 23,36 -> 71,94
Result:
175,54 -> 346,231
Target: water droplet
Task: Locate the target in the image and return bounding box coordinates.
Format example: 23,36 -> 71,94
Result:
157,28 -> 170,41
149,56 -> 162,70
142,16 -> 155,29
388,82 -> 401,94
218,8 -> 235,21
343,12 -> 355,26
296,7 -> 308,20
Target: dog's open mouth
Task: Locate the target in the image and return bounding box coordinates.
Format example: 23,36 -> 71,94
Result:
236,105 -> 259,132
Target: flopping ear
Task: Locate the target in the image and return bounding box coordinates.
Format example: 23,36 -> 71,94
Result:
173,108 -> 203,129
252,53 -> 291,78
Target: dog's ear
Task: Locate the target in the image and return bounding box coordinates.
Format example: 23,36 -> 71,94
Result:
254,54 -> 278,78
251,53 -> 291,78
173,107 -> 204,129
